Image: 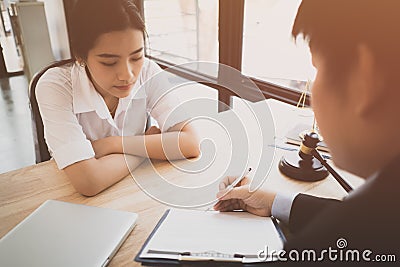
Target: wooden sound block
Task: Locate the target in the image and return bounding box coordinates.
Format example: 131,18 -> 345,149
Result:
279,150 -> 328,182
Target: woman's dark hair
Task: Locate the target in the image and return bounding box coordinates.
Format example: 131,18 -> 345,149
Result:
292,0 -> 400,85
69,0 -> 146,60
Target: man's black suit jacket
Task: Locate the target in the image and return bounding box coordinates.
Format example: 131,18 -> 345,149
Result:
284,154 -> 400,261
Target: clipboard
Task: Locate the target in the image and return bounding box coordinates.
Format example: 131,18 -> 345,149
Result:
135,209 -> 286,265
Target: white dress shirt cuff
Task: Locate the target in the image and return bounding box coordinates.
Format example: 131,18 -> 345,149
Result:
271,192 -> 298,224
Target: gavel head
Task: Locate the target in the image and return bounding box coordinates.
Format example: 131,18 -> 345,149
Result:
299,131 -> 321,159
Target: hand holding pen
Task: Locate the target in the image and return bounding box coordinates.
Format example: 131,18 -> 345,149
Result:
213,168 -> 277,217
206,168 -> 252,211
219,167 -> 253,192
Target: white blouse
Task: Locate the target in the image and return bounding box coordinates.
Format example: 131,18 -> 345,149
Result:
36,58 -> 189,169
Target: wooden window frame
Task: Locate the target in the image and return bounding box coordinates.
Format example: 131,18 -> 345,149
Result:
139,0 -> 309,108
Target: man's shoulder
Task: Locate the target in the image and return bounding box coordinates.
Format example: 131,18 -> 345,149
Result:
286,167 -> 399,255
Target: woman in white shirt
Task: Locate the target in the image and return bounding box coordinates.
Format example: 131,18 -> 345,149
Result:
36,0 -> 200,196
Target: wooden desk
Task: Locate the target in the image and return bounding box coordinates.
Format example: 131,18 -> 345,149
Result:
0,99 -> 364,266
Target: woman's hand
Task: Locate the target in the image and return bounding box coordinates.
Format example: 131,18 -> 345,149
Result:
91,126 -> 162,158
145,126 -> 161,135
91,136 -> 121,159
214,176 -> 276,217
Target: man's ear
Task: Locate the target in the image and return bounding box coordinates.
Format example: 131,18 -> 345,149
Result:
351,44 -> 386,118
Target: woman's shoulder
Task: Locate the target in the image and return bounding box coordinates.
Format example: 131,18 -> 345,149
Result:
38,62 -> 73,84
36,62 -> 74,91
35,62 -> 74,101
141,58 -> 163,77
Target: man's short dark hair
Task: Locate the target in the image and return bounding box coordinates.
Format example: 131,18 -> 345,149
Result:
292,0 -> 400,85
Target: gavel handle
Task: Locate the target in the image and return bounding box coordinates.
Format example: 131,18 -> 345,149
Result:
311,149 -> 353,193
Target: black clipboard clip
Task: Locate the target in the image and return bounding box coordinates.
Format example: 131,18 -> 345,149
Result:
147,249 -> 257,262
179,251 -> 244,262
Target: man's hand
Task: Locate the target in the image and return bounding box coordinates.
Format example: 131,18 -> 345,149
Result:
214,176 -> 276,217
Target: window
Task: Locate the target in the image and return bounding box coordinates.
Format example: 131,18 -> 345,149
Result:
242,0 -> 316,92
144,0 -> 218,65
136,0 -> 312,106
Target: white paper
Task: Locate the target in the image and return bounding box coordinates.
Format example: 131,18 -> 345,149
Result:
140,209 -> 284,262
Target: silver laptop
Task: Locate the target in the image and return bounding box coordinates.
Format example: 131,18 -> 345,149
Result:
0,200 -> 138,267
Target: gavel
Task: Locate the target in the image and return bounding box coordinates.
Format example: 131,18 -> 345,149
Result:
279,131 -> 353,193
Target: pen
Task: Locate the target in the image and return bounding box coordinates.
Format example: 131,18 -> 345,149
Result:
226,167 -> 252,189
206,167 -> 252,211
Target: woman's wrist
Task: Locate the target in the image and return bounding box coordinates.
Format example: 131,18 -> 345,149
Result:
110,136 -> 123,154
92,136 -> 123,158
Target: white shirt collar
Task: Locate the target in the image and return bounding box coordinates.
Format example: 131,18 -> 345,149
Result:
71,62 -> 146,119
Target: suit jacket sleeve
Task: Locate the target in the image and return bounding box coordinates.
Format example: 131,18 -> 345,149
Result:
289,193 -> 341,233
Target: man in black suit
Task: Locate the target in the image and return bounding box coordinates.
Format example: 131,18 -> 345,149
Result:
215,0 -> 400,263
